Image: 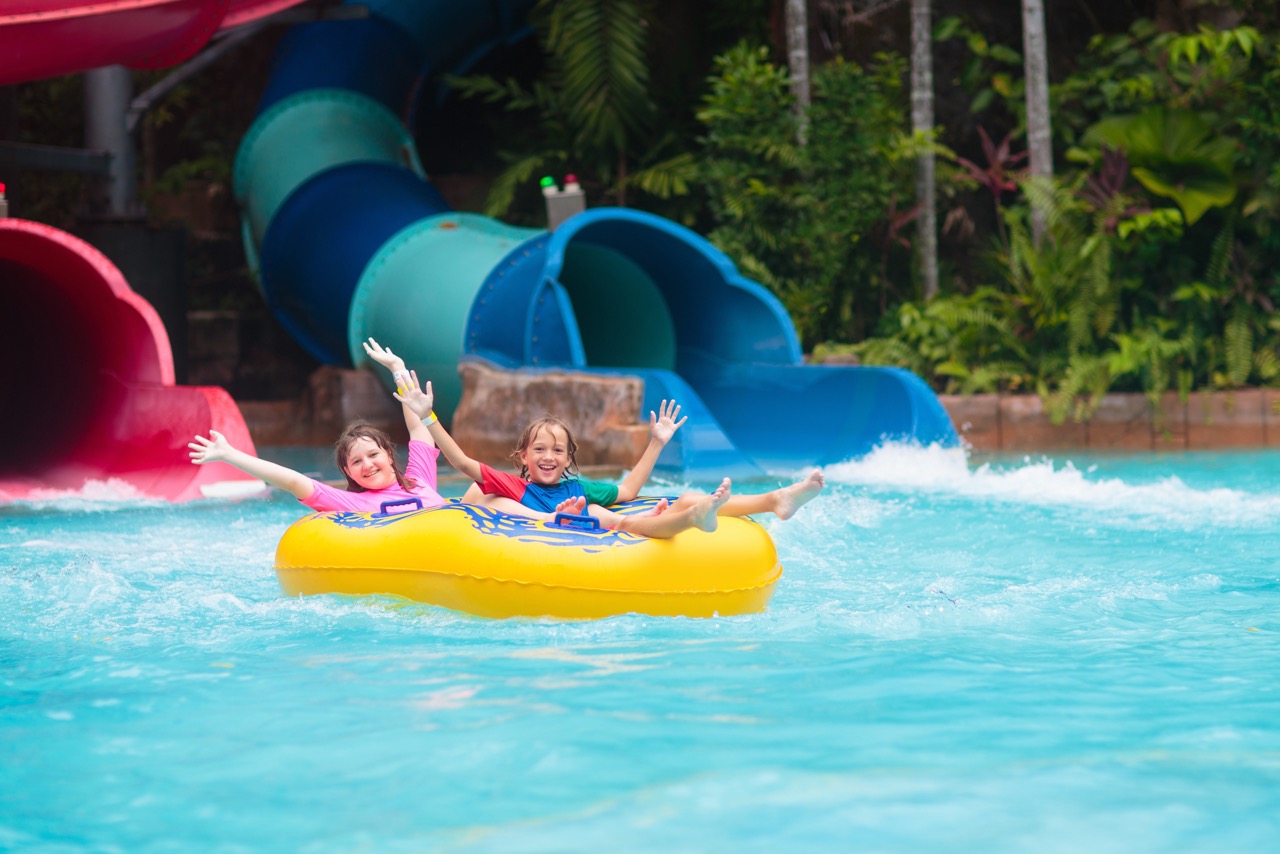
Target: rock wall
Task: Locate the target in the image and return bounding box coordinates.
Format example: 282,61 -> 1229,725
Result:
238,366 -> 404,448
451,361 -> 650,467
943,390 -> 1280,451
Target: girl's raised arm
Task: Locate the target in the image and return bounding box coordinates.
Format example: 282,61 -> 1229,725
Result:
363,337 -> 434,445
189,430 -> 314,500
394,371 -> 485,484
615,399 -> 687,502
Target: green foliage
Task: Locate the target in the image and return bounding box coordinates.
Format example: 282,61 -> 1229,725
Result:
621,150 -> 697,200
838,14 -> 1280,423
696,45 -> 914,345
447,0 -> 655,218
1078,107 -> 1238,224
934,16 -> 1025,121
854,156 -> 1280,418
543,0 -> 654,153
692,17 -> 1279,408
1053,20 -> 1262,140
145,153 -> 231,197
828,286 -> 1031,395
852,177 -> 1127,403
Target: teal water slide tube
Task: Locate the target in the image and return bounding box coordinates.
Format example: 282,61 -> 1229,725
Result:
233,0 -> 957,479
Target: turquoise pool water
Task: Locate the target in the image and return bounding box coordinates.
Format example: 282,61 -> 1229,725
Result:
3,445 -> 1278,851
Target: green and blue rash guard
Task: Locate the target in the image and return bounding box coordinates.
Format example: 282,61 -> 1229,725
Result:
478,463 -> 619,513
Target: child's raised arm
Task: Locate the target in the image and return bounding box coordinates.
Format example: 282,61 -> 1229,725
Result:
362,337 -> 434,445
393,370 -> 485,484
615,399 -> 687,502
189,430 -> 314,500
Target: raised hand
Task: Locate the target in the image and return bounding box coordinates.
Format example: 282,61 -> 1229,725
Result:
187,428 -> 312,498
649,399 -> 687,444
188,430 -> 232,465
614,399 -> 687,502
362,337 -> 406,375
392,369 -> 435,421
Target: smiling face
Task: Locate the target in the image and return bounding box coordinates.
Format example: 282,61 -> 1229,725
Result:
341,436 -> 398,491
518,424 -> 573,485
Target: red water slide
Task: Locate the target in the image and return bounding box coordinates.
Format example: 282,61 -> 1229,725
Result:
0,0 -> 308,501
0,0 -> 305,85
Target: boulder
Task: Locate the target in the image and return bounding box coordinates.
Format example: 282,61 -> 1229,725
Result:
452,361 -> 649,468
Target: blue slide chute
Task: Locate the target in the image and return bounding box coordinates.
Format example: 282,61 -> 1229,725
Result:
233,0 -> 958,478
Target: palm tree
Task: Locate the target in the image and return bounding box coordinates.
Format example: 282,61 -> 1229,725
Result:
910,0 -> 938,299
786,0 -> 810,145
1022,0 -> 1053,244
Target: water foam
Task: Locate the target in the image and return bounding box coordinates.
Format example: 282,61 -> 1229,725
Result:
21,478 -> 166,508
825,442 -> 1280,528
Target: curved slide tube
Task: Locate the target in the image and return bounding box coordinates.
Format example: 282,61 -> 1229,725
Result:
0,220 -> 263,501
236,0 -> 957,478
0,1 -> 310,501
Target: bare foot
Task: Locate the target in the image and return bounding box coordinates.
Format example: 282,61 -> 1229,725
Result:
691,478 -> 732,533
775,469 -> 825,520
553,496 -> 587,517
632,497 -> 670,519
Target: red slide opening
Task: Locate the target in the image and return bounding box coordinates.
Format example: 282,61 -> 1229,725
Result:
0,219 -> 263,501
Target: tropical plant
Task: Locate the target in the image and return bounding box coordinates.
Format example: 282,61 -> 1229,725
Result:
933,15 -> 1025,120
1078,106 -> 1238,225
447,0 -> 656,217
846,170 -> 1164,416
697,44 -> 915,344
850,286 -> 1032,395
952,126 -> 1027,250
1052,21 -> 1262,140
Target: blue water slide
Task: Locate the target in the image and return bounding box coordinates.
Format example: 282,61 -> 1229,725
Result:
233,0 -> 958,478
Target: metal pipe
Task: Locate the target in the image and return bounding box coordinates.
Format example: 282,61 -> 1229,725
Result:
84,66 -> 135,217
127,25 -> 265,136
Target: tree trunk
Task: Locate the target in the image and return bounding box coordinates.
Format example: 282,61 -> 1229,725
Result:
1022,0 -> 1053,244
785,0 -> 810,145
911,0 -> 938,300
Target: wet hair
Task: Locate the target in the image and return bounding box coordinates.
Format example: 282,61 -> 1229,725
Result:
511,415 -> 579,480
334,421 -> 419,492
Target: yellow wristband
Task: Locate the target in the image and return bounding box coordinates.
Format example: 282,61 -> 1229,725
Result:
423,411 -> 438,425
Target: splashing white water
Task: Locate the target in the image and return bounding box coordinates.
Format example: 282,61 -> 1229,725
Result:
825,442 -> 1280,528
23,478 -> 163,506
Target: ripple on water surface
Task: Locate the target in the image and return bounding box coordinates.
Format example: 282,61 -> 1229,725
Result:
2,445 -> 1278,851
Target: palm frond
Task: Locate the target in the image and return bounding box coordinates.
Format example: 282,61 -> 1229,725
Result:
1224,304 -> 1254,385
959,361 -> 1030,394
483,153 -> 559,217
545,0 -> 653,150
624,153 -> 698,198
445,74 -> 542,111
1044,353 -> 1112,424
1204,210 -> 1235,290
1253,346 -> 1280,382
851,337 -> 927,376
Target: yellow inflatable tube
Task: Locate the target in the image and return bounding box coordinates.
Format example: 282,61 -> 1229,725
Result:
274,500 -> 782,619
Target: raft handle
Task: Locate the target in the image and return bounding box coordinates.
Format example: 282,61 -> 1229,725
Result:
379,497 -> 424,516
553,511 -> 601,530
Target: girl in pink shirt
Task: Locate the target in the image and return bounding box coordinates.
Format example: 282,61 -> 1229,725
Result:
189,410 -> 445,514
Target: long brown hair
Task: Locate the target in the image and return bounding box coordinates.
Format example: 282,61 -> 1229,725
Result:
334,421 -> 419,492
510,415 -> 579,480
